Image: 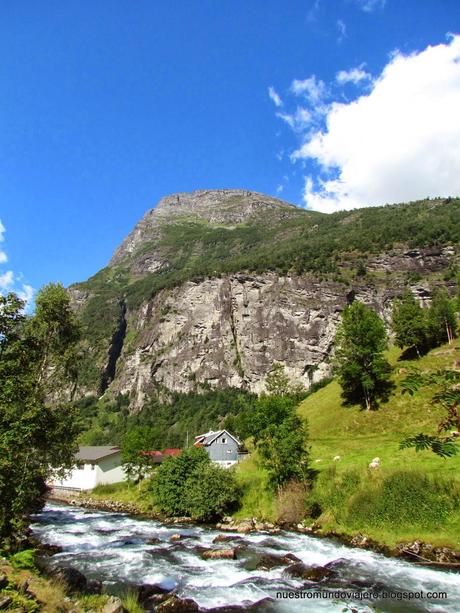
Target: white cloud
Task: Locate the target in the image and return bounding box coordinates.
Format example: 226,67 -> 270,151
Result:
291,76 -> 326,103
354,0 -> 386,12
0,220 -> 34,306
336,66 -> 372,85
268,86 -> 283,107
276,184 -> 284,194
277,107 -> 312,131
0,220 -> 6,264
290,36 -> 460,212
0,270 -> 14,290
336,19 -> 347,43
17,284 -> 34,305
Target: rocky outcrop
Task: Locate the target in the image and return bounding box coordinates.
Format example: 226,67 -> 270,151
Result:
110,189 -> 299,271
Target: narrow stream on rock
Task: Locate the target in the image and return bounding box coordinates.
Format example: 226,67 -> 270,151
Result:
31,503 -> 459,612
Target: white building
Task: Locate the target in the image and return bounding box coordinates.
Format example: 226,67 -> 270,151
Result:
50,446 -> 127,491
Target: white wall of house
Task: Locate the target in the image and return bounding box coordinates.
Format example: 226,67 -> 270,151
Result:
51,451 -> 127,491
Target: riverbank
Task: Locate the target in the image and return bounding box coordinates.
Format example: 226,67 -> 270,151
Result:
0,553 -> 127,612
48,489 -> 460,569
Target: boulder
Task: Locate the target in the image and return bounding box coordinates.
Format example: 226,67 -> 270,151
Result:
201,548 -> 237,560
212,535 -> 245,545
102,596 -> 124,613
236,521 -> 254,534
156,596 -> 200,612
0,596 -> 12,610
51,566 -> 88,592
284,563 -> 333,582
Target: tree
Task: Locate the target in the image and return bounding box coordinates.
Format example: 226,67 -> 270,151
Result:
121,426 -> 157,481
150,447 -> 209,516
399,369 -> 460,457
334,301 -> 392,410
0,286 -> 80,546
265,363 -> 291,396
234,395 -> 297,442
426,288 -> 457,346
257,414 -> 310,489
184,463 -> 240,521
392,290 -> 427,357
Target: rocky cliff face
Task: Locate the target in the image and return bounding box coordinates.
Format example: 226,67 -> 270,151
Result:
71,190 -> 459,409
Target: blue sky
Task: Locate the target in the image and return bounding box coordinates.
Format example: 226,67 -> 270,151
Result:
1,0 -> 459,301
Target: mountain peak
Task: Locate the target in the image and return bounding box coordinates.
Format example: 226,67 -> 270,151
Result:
109,189 -> 301,266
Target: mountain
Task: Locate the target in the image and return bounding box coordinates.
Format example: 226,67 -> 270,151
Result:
70,190 -> 460,409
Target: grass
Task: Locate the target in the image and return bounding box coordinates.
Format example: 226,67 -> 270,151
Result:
121,590 -> 145,613
90,479 -> 156,513
234,454 -> 277,521
0,557 -> 97,613
295,338 -> 460,547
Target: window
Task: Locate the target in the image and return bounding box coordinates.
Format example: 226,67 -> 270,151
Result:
90,464 -> 95,470
221,437 -> 227,444
227,449 -> 232,454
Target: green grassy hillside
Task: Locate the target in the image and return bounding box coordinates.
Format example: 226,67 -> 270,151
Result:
298,341 -> 460,479
234,340 -> 460,547
297,340 -> 460,546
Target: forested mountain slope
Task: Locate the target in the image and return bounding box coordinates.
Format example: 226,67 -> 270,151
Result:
69,190 -> 460,410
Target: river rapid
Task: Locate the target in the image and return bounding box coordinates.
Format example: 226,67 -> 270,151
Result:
31,503 -> 459,612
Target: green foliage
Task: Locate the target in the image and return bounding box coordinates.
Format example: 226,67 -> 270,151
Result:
232,394 -> 297,442
8,548 -> 37,570
257,414 -> 310,488
426,287 -> 457,346
0,286 -> 80,545
392,290 -> 427,356
78,387 -> 256,449
121,426 -> 158,480
149,447 -> 209,516
334,301 -> 392,410
183,463 -> 241,521
120,590 -> 144,613
400,368 -> 460,457
346,471 -> 458,530
399,434 -> 458,458
75,197 -> 460,313
150,447 -> 240,520
265,363 -> 292,396
309,467 -> 460,532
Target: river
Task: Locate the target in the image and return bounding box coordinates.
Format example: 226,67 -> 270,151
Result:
31,502 -> 459,612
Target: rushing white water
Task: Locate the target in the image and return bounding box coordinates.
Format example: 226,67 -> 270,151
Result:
31,503 -> 459,612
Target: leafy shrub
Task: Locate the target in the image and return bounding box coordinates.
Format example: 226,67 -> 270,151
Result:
150,447 -> 209,516
9,548 -> 37,570
276,480 -> 308,524
347,471 -> 457,529
150,447 -> 241,520
184,463 -> 241,521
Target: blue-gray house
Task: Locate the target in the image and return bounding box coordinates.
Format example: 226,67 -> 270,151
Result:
194,429 -> 244,467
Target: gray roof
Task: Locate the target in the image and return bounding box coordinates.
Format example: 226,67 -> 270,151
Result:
76,446 -> 120,462
194,430 -> 241,447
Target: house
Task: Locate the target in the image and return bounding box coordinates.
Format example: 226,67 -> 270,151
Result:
194,430 -> 244,467
49,446 -> 127,491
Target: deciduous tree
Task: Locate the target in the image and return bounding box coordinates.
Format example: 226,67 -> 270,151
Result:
334,301 -> 391,410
